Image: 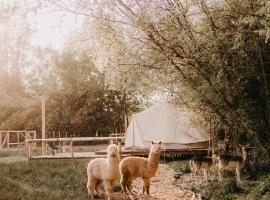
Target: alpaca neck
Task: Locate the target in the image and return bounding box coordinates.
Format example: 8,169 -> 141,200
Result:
147,151 -> 161,177
107,156 -> 120,176
107,155 -> 120,166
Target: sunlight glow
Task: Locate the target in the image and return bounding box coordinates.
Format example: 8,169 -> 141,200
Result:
30,11 -> 83,50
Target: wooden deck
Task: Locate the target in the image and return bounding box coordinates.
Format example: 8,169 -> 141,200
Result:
95,148 -> 208,158
28,147 -> 208,160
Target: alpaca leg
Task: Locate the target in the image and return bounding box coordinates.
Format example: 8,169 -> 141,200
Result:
95,180 -> 102,196
103,180 -> 113,200
111,178 -> 119,190
127,178 -> 134,195
87,177 -> 97,197
143,178 -> 150,195
120,173 -> 129,194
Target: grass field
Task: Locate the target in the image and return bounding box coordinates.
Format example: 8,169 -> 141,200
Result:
0,151 -> 90,200
1,151 -> 270,200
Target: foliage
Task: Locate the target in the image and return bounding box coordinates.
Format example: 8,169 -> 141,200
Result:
0,46 -> 142,137
247,175 -> 270,200
63,0 -> 270,163
202,179 -> 244,200
0,0 -> 37,95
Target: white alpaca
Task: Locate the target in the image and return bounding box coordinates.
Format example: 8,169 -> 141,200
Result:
87,144 -> 120,200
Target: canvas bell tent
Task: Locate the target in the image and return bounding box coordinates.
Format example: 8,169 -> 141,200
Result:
125,104 -> 209,149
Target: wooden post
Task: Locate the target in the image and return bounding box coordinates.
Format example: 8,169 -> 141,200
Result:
42,96 -> 46,155
28,142 -> 32,158
70,140 -> 74,157
17,132 -> 20,150
118,142 -> 122,160
33,131 -> 37,149
208,118 -> 211,156
0,132 -> 2,150
7,132 -> 9,149
45,142 -> 48,156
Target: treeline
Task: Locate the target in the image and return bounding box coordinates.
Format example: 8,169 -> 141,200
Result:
1,0 -> 270,162
53,0 -> 270,162
0,48 -> 143,137
0,0 -> 143,137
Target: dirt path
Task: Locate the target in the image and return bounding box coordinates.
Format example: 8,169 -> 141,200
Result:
111,164 -> 201,200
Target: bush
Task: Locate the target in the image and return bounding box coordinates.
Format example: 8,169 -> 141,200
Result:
202,179 -> 243,200
167,161 -> 191,174
248,175 -> 270,200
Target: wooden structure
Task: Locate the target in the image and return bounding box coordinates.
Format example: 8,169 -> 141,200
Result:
26,135 -> 208,160
26,136 -> 124,159
42,96 -> 46,155
0,131 -> 36,150
109,133 -> 124,143
95,148 -> 208,160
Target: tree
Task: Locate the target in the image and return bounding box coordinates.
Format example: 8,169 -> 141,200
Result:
0,0 -> 37,95
59,0 -> 270,160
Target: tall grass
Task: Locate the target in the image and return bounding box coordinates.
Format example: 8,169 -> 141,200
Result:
0,159 -> 91,200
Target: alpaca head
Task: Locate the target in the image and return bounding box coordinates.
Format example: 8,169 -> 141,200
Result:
107,144 -> 119,158
150,141 -> 162,154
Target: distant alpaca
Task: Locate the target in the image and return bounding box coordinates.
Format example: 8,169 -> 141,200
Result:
119,141 -> 162,195
87,144 -> 120,200
189,156 -> 215,183
215,146 -> 247,181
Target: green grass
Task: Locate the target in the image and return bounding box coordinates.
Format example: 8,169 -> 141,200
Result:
0,159 -> 91,200
1,153 -> 270,200
167,160 -> 270,200
0,150 -> 28,163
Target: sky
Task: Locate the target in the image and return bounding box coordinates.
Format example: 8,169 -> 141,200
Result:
0,0 -> 84,50
30,10 -> 83,50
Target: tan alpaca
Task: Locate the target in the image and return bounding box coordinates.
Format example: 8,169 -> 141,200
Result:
215,146 -> 247,181
87,144 -> 120,200
119,141 -> 161,195
190,156 -> 214,183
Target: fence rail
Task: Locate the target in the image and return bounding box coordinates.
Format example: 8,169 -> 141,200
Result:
26,136 -> 124,158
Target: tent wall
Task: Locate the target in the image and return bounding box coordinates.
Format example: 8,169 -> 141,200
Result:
125,104 -> 209,149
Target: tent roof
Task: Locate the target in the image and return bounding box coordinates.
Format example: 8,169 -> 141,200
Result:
125,103 -> 208,148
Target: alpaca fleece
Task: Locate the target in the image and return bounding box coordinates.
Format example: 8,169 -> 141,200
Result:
87,144 -> 120,200
119,142 -> 161,195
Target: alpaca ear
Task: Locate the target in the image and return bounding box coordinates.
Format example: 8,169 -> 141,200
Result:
151,141 -> 154,144
110,140 -> 113,144
159,141 -> 162,145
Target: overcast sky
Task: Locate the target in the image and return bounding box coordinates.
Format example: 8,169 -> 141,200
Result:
0,0 -> 84,50
30,9 -> 83,50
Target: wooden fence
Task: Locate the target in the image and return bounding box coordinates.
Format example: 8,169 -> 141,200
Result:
0,131 -> 36,151
26,136 -> 124,159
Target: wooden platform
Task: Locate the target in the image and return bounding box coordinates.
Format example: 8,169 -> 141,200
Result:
95,148 -> 208,158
